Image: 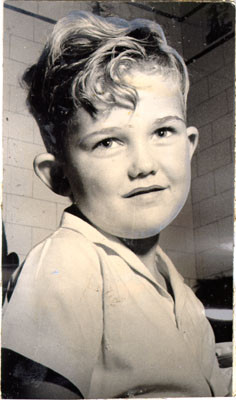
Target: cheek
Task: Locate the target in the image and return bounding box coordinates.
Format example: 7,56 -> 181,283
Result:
164,144 -> 191,187
73,158 -> 120,197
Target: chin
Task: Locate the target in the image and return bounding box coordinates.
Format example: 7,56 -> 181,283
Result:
117,211 -> 183,239
96,202 -> 187,239
111,222 -> 166,240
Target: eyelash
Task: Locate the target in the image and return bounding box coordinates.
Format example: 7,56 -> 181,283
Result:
93,137 -> 118,149
155,127 -> 177,137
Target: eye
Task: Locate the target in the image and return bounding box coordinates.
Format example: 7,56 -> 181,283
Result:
93,137 -> 122,151
96,138 -> 114,148
155,127 -> 176,138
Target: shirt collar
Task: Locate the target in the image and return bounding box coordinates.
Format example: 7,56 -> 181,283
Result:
60,208 -> 184,296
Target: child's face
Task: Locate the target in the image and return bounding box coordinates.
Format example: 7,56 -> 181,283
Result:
65,71 -> 198,239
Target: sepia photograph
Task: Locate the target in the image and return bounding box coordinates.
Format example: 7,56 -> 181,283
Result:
1,1 -> 235,398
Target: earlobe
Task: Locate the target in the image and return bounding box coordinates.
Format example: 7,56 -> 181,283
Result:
186,126 -> 199,159
34,153 -> 72,197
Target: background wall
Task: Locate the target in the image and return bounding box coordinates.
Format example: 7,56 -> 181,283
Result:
3,1 -> 234,288
182,5 -> 234,279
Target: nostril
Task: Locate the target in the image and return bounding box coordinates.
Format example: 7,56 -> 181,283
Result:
130,163 -> 156,178
128,165 -> 156,179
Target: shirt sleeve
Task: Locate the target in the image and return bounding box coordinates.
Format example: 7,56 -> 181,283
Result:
2,229 -> 103,398
184,285 -> 229,397
202,317 -> 231,396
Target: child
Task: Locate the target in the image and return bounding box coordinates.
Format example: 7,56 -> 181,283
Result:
2,11 -> 229,399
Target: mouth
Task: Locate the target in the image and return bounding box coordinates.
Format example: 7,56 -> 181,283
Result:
123,185 -> 166,198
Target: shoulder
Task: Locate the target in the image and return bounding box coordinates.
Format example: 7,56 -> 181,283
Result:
3,226 -> 104,397
24,226 -> 102,283
3,226 -> 103,319
183,283 -> 206,315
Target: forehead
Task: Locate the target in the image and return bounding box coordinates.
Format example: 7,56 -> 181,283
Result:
76,72 -> 185,131
124,68 -> 181,92
102,71 -> 181,119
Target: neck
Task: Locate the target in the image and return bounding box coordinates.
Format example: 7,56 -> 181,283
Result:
120,235 -> 168,291
120,235 -> 159,269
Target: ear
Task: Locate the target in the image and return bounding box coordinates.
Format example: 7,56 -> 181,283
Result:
34,153 -> 72,197
186,126 -> 199,159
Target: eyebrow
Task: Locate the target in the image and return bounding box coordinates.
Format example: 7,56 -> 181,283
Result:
88,127 -> 122,137
78,127 -> 122,145
152,116 -> 185,126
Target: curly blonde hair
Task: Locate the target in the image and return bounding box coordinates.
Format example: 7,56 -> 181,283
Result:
23,11 -> 189,158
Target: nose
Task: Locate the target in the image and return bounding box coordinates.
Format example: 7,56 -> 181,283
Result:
128,142 -> 157,179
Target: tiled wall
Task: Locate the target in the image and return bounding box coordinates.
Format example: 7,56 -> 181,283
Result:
182,5 -> 234,279
3,1 -> 71,263
3,1 -> 234,285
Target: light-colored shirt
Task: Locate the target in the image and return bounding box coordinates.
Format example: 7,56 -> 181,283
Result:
2,209 -> 228,398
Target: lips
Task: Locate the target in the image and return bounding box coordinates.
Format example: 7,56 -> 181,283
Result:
123,185 -> 166,198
